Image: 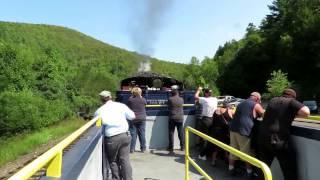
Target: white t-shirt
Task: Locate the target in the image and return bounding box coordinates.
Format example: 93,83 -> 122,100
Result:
94,101 -> 135,137
198,97 -> 218,117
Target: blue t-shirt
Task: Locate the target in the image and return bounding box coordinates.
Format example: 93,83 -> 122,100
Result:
230,99 -> 256,136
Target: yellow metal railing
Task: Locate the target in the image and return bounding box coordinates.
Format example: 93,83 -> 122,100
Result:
146,104 -> 194,108
185,126 -> 272,180
308,115 -> 320,121
9,116 -> 101,180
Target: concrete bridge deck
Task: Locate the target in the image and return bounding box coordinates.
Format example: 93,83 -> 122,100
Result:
131,150 -> 247,180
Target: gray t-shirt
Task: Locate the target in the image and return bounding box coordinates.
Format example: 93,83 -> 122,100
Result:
168,95 -> 184,122
127,96 -> 147,121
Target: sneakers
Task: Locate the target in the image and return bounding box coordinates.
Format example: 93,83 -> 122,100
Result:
246,172 -> 259,179
167,147 -> 174,152
198,155 -> 207,161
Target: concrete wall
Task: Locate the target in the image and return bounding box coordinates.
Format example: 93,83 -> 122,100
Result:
57,126 -> 103,180
270,135 -> 320,180
133,115 -> 196,150
77,137 -> 103,180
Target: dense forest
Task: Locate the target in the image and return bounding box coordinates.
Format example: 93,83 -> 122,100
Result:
0,22 -> 186,136
1,0 -> 319,136
189,0 -> 320,100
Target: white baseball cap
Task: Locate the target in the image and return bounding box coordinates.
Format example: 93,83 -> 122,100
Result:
171,85 -> 179,90
99,90 -> 111,97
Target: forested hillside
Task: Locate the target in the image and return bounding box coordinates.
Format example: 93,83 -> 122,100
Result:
219,0 -> 320,99
0,21 -> 186,136
187,0 -> 320,100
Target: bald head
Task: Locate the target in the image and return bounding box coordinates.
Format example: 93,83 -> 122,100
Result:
250,92 -> 261,103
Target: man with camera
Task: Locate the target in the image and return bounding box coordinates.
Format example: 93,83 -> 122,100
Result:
194,86 -> 218,160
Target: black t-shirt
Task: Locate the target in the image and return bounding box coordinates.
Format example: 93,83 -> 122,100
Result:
168,95 -> 184,122
127,96 -> 147,121
261,96 -> 304,139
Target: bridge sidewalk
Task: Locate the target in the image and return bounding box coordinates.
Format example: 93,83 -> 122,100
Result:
130,150 -> 247,180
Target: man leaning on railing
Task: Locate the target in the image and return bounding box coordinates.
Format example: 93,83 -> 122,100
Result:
94,90 -> 135,180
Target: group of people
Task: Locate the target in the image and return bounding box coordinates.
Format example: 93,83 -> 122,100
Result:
94,85 -> 310,180
127,86 -> 185,153
94,86 -> 185,180
194,87 -> 310,180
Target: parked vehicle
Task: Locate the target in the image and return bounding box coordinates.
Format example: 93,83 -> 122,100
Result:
303,100 -> 318,114
217,95 -> 236,104
217,95 -> 244,108
229,98 -> 244,108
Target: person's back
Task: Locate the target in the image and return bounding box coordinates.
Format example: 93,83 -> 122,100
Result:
127,87 -> 147,153
230,99 -> 256,136
95,90 -> 134,180
194,87 -> 218,159
212,110 -> 229,135
199,96 -> 218,117
168,95 -> 184,122
257,89 -> 309,180
167,90 -> 185,151
228,92 -> 264,176
127,96 -> 147,121
96,100 -> 133,137
261,96 -> 302,139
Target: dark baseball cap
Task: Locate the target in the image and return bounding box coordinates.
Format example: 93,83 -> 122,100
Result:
203,88 -> 212,93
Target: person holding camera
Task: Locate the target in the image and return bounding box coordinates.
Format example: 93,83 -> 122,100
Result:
167,89 -> 185,152
194,86 -> 218,160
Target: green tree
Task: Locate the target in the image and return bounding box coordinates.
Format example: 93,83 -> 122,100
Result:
264,70 -> 291,99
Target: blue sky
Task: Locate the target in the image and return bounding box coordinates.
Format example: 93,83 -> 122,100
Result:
0,0 -> 273,63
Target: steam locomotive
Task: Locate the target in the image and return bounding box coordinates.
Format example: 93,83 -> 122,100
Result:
116,72 -> 196,116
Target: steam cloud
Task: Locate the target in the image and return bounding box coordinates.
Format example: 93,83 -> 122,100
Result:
138,61 -> 151,72
129,0 -> 174,71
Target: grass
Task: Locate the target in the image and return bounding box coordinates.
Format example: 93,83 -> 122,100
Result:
0,118 -> 86,167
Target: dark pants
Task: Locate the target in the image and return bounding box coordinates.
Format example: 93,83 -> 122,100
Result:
258,138 -> 297,180
168,119 -> 184,150
129,121 -> 146,151
198,116 -> 213,157
104,133 -> 132,180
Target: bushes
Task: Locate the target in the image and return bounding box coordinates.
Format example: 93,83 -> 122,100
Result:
0,22 -> 189,137
0,90 -> 72,136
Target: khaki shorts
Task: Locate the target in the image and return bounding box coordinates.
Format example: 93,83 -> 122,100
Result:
229,131 -> 252,160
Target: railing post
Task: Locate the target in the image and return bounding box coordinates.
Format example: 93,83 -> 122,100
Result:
185,127 -> 189,180
96,117 -> 102,127
46,150 -> 62,178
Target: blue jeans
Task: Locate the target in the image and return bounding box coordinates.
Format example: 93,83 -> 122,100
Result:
129,120 -> 146,151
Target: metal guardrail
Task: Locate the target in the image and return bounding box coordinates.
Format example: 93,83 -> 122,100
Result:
184,126 -> 272,180
9,116 -> 101,180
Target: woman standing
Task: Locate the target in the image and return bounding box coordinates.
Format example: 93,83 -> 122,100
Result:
127,87 -> 147,153
210,102 -> 234,166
